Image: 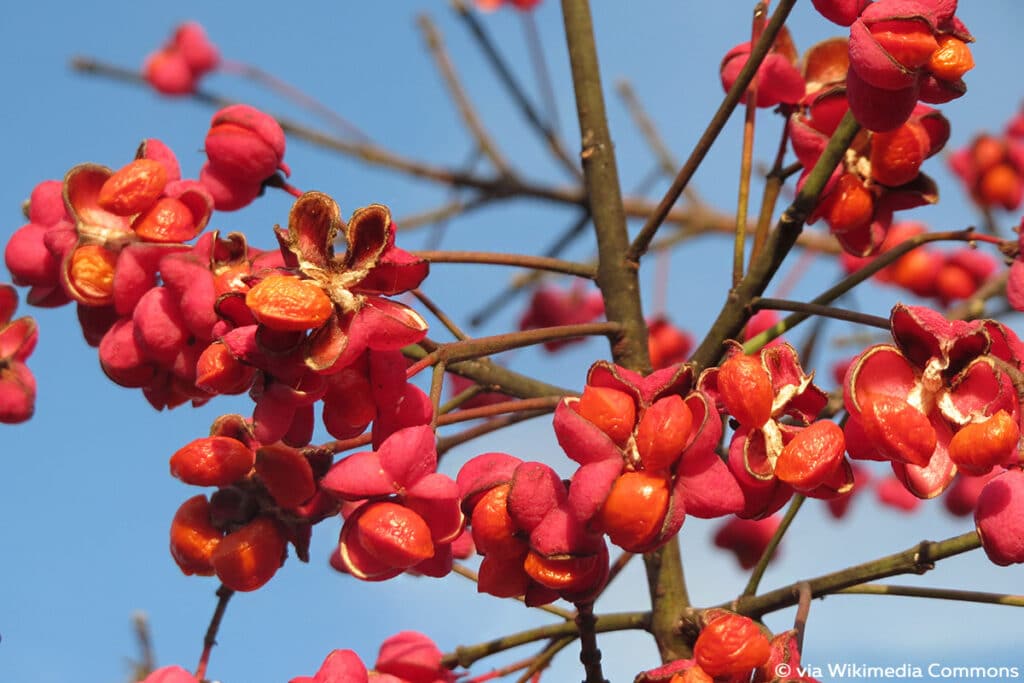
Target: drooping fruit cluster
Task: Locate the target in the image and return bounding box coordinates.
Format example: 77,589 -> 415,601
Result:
699,343 -> 852,519
814,0 -> 974,132
556,362 -> 743,553
843,304 -> 1024,501
457,452 -> 609,606
322,425 -> 465,581
792,38 -> 951,256
168,414 -> 338,591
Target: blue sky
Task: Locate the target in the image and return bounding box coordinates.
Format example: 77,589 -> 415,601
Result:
2,2 -> 1023,682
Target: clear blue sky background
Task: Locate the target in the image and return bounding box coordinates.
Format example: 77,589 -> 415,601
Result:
2,2 -> 1023,682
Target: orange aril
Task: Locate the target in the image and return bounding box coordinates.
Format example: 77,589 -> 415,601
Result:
169,494 -> 222,576
211,516 -> 287,592
592,471 -> 671,551
471,484 -> 527,559
870,123 -> 929,187
775,420 -> 846,490
948,410 -> 1020,476
574,385 -> 636,446
869,19 -> 938,68
522,550 -> 605,594
244,273 -> 334,332
98,159 -> 168,216
928,35 -> 974,82
860,394 -> 936,467
694,612 -> 771,677
636,395 -> 693,472
69,244 -> 118,304
717,353 -> 774,428
820,174 -> 875,235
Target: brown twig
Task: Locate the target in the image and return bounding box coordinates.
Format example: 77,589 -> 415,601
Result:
194,585 -> 234,681
731,531 -> 982,618
627,0 -> 799,262
418,14 -> 516,178
451,0 -> 582,179
575,603 -> 609,683
414,250 -> 596,278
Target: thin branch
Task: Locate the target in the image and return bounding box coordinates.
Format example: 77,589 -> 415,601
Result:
194,585 -> 234,681
743,494 -> 805,597
750,298 -> 891,330
323,397 -> 563,456
743,228 -> 982,352
414,250 -> 596,278
690,110 -> 861,373
522,11 -> 561,134
418,14 -> 516,178
627,0 -> 799,261
468,211 -> 591,327
731,531 -> 982,618
451,563 -> 575,620
451,0 -> 582,179
405,322 -> 622,378
575,603 -> 609,683
836,583 -> 1024,607
615,80 -> 678,177
794,582 -> 812,652
219,59 -> 370,141
437,408 -> 553,456
396,193 -> 497,231
441,611 -> 651,669
404,344 -> 573,398
734,3 -> 768,287
71,55 -> 798,245
516,638 -> 574,683
412,288 -> 471,341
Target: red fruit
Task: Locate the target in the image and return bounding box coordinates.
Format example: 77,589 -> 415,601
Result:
169,495 -> 222,576
98,159 -> 168,216
170,436 -> 255,487
860,394 -> 936,466
212,516 -> 287,591
144,49 -> 194,95
574,385 -> 636,446
718,353 -> 773,428
522,549 -> 605,594
775,420 -> 846,491
975,469 -> 1024,566
948,410 -> 1020,476
471,484 -> 527,559
694,612 -> 771,677
356,502 -> 435,569
592,471 -> 671,551
636,395 -> 693,472
255,444 -> 316,508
